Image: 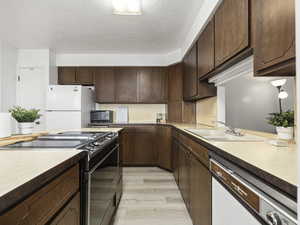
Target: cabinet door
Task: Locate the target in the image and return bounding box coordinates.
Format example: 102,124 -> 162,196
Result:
134,126 -> 158,164
172,139 -> 180,185
138,67 -> 168,103
178,145 -> 190,210
115,68 -> 138,103
190,156 -> 212,225
58,67 -> 77,85
168,64 -> 183,102
254,0 -> 295,76
215,0 -> 249,66
183,43 -> 198,100
121,128 -> 136,164
76,67 -> 94,85
168,101 -> 183,123
49,192 -> 80,225
198,19 -> 215,79
94,68 -> 115,103
157,126 -> 172,170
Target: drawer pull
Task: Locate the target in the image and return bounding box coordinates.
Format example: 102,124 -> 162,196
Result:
231,181 -> 248,197
216,171 -> 227,181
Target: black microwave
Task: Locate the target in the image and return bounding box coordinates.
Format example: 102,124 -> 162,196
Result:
91,110 -> 113,123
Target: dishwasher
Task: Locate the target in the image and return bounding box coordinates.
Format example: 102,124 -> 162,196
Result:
210,158 -> 297,225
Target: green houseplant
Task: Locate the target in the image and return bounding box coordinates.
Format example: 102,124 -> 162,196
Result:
9,106 -> 41,134
267,110 -> 294,140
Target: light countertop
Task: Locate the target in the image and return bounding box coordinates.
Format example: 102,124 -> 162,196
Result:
91,122 -> 297,187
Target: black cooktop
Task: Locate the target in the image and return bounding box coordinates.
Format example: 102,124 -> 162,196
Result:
6,139 -> 87,148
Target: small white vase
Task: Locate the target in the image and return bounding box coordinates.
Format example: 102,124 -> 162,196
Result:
276,127 -> 294,140
18,122 -> 34,135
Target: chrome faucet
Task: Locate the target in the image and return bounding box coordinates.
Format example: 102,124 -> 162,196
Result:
213,121 -> 244,137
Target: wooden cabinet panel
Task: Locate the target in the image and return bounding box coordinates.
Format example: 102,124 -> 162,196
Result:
172,139 -> 180,185
121,129 -> 136,164
49,192 -> 80,225
76,67 -> 94,85
168,64 -> 183,102
168,101 -> 183,123
197,19 -> 215,79
94,68 -> 115,103
0,165 -> 79,225
190,156 -> 212,225
197,81 -> 217,100
215,0 -> 249,66
58,67 -> 77,85
138,67 -> 168,103
157,126 -> 172,170
183,44 -> 198,100
134,132 -> 157,164
115,68 -> 138,103
178,145 -> 190,210
254,0 -> 295,76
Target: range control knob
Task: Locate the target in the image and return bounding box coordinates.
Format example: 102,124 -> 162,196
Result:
266,212 -> 282,225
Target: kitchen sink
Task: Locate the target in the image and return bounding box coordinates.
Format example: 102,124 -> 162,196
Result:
184,128 -> 266,142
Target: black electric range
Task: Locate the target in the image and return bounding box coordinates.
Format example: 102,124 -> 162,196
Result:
4,131 -> 118,160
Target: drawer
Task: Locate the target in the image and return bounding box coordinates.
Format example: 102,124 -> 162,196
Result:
135,126 -> 156,133
0,164 -> 79,225
177,132 -> 209,167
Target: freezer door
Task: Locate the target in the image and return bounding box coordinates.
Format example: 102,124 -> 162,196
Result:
47,85 -> 82,111
46,111 -> 82,130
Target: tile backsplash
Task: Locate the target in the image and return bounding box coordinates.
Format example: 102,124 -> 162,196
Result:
96,104 -> 166,123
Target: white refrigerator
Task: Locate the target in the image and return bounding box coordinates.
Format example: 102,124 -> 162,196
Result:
46,85 -> 95,130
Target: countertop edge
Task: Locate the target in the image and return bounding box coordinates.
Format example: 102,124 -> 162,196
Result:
0,151 -> 87,215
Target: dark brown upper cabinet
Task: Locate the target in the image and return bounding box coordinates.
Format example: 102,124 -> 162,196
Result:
214,0 -> 250,67
254,0 -> 295,76
58,67 -> 78,85
197,19 -> 215,80
58,67 -> 93,85
94,68 -> 115,103
183,43 -> 198,100
115,67 -> 138,103
76,67 -> 94,85
137,67 -> 168,103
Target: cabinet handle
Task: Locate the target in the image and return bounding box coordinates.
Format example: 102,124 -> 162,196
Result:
231,181 -> 248,197
216,171 -> 227,181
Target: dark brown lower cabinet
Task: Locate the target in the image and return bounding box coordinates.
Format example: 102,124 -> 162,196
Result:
157,126 -> 172,170
49,193 -> 80,225
190,155 -> 212,225
178,144 -> 191,211
173,130 -> 212,225
0,165 -> 80,225
172,139 -> 180,185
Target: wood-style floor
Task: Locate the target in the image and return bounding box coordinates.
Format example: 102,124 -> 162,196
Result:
113,167 -> 193,225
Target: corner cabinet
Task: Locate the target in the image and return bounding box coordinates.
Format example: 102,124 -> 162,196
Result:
254,0 -> 295,76
214,0 -> 250,66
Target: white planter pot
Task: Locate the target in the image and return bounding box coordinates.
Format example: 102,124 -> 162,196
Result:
18,122 -> 34,135
276,127 -> 294,140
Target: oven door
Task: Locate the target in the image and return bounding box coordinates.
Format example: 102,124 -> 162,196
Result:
87,145 -> 120,225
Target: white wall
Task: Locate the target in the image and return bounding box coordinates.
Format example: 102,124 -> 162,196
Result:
0,41 -> 17,112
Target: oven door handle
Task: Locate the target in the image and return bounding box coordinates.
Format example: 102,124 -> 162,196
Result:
89,144 -> 119,174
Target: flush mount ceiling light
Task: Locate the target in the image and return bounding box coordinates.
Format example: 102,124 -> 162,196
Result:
112,0 -> 142,15
270,79 -> 287,87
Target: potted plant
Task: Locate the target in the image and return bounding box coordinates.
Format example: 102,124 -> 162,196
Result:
267,110 -> 294,140
9,106 -> 41,134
